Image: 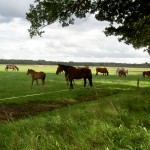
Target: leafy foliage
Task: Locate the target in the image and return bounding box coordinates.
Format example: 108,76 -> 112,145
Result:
26,0 -> 150,53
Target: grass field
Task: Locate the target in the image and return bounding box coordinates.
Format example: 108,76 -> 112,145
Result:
0,64 -> 149,104
0,64 -> 150,149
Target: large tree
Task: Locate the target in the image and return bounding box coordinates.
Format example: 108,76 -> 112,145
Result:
26,0 -> 150,54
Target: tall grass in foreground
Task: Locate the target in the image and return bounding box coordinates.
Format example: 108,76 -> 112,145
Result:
0,88 -> 150,150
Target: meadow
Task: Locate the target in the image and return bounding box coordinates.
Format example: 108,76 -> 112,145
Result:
0,64 -> 150,150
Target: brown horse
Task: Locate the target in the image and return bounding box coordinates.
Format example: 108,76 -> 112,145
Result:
96,67 -> 109,75
27,69 -> 46,89
5,64 -> 19,71
143,71 -> 150,77
118,70 -> 126,77
56,64 -> 93,89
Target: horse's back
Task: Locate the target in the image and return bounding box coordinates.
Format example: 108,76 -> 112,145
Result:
36,71 -> 46,79
68,66 -> 92,79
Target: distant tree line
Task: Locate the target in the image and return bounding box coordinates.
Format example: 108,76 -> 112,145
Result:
0,59 -> 149,68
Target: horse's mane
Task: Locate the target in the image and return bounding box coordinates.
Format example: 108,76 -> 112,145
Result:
28,69 -> 35,72
58,64 -> 75,72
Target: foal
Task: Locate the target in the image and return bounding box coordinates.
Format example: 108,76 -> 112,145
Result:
27,69 -> 46,89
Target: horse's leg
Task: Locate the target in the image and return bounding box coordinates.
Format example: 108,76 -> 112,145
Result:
31,78 -> 34,89
84,78 -> 86,87
73,79 -> 75,85
69,78 -> 73,89
42,79 -> 45,89
96,71 -> 98,75
35,79 -> 38,85
66,77 -> 69,85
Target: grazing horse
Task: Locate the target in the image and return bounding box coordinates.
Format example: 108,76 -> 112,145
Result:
5,64 -> 19,71
56,64 -> 93,89
27,69 -> 46,89
118,70 -> 126,77
96,67 -> 109,75
116,67 -> 128,75
143,71 -> 150,77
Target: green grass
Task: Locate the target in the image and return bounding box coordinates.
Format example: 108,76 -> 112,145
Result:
0,65 -> 149,104
0,64 -> 150,149
0,88 -> 150,150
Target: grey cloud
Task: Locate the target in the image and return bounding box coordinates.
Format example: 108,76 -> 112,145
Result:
0,0 -> 149,63
0,0 -> 33,22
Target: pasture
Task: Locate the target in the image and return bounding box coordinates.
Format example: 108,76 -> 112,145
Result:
0,64 -> 150,149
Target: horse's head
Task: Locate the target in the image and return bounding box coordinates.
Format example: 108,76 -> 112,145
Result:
27,69 -> 34,75
143,71 -> 146,77
27,69 -> 30,75
56,65 -> 63,75
16,67 -> 19,71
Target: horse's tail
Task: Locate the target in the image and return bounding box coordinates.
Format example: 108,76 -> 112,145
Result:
5,66 -> 8,71
43,73 -> 46,80
89,74 -> 93,87
88,69 -> 93,87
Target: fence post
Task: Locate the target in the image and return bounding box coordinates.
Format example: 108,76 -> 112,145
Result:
137,78 -> 139,90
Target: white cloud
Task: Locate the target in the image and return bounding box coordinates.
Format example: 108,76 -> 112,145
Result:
0,0 -> 149,64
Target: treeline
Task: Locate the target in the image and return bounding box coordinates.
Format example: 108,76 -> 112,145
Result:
0,59 -> 149,68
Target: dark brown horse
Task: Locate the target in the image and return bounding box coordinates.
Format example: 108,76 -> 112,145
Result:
118,70 -> 126,77
5,64 -> 19,71
143,71 -> 150,77
96,67 -> 109,75
56,64 -> 93,89
27,69 -> 46,89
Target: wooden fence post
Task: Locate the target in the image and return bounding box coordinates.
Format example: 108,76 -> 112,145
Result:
137,78 -> 139,90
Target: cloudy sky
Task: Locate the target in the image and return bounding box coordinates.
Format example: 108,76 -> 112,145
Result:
0,0 -> 149,64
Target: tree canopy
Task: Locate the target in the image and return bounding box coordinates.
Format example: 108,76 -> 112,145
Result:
26,0 -> 150,54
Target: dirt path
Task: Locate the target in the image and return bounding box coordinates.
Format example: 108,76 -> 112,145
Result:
0,90 -> 102,123
0,101 -> 75,123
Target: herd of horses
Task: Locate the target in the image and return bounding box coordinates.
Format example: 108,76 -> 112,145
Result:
5,64 -> 150,90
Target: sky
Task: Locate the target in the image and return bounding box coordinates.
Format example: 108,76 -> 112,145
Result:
0,0 -> 149,64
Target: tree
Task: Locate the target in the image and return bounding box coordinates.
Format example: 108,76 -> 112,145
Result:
26,0 -> 150,54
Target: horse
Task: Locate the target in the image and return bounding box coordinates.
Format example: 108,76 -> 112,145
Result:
116,67 -> 128,75
56,64 -> 93,89
96,67 -> 109,75
27,69 -> 46,89
118,70 -> 126,77
5,64 -> 19,71
143,71 -> 150,77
